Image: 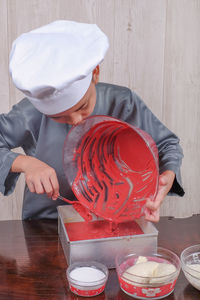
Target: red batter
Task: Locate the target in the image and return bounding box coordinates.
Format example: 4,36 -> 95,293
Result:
65,219 -> 144,241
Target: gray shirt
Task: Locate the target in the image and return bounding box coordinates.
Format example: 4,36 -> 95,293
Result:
0,83 -> 184,219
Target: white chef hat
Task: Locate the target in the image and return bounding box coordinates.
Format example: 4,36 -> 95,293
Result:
9,20 -> 109,115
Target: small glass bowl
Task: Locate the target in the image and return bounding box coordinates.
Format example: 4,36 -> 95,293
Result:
181,244 -> 200,290
66,261 -> 108,297
115,247 -> 181,299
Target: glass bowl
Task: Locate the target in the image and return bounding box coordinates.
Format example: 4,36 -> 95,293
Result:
181,244 -> 200,290
115,247 -> 181,299
66,261 -> 108,297
63,115 -> 159,222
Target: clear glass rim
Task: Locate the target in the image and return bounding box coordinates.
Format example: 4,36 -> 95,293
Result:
181,244 -> 200,275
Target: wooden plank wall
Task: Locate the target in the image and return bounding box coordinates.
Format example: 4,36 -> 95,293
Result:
0,0 -> 199,220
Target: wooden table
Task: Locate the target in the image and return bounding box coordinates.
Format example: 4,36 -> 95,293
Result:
0,216 -> 199,299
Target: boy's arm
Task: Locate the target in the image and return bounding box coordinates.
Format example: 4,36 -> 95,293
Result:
11,154 -> 59,200
0,99 -> 42,195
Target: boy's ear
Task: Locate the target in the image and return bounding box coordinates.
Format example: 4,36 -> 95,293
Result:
92,65 -> 100,84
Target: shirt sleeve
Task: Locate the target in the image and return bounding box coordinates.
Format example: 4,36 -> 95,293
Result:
124,91 -> 184,196
0,99 -> 42,195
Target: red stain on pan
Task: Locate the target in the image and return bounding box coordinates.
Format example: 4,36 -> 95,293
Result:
63,116 -> 159,222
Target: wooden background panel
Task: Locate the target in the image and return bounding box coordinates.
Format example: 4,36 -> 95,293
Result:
160,0 -> 200,218
55,0 -> 115,85
113,0 -> 166,119
0,0 -> 10,112
0,0 -> 14,220
7,0 -> 64,107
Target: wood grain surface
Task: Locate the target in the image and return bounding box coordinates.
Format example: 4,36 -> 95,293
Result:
0,216 -> 200,299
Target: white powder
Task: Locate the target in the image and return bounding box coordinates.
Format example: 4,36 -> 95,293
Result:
70,267 -> 105,283
185,263 -> 200,290
187,263 -> 200,274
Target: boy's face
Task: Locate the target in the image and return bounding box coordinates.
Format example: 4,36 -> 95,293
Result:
48,66 -> 99,125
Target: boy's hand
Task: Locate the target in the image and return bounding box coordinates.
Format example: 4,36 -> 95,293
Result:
144,170 -> 175,223
11,155 -> 59,200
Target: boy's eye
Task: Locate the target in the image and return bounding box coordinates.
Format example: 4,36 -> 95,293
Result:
80,102 -> 88,110
83,103 -> 88,109
51,116 -> 61,120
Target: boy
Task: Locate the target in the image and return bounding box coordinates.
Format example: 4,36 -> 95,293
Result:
0,20 -> 184,221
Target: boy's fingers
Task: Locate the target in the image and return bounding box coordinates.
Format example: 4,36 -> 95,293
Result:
41,178 -> 54,198
144,171 -> 175,223
146,180 -> 168,211
145,194 -> 163,211
34,179 -> 45,194
144,207 -> 160,223
159,174 -> 168,186
50,174 -> 59,200
27,181 -> 36,193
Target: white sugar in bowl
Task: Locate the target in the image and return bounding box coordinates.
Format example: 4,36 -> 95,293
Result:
67,261 -> 108,297
181,244 -> 200,291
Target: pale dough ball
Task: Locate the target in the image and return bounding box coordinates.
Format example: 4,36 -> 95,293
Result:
123,261 -> 159,284
135,256 -> 148,264
149,263 -> 176,284
122,256 -> 177,286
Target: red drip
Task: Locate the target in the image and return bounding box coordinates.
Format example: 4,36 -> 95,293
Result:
72,203 -> 93,221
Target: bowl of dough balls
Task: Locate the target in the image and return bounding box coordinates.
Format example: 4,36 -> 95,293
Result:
115,247 -> 181,299
181,244 -> 200,291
